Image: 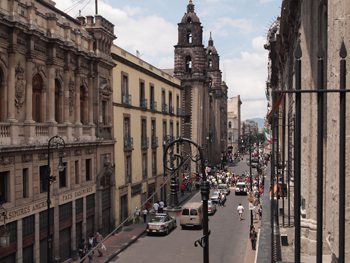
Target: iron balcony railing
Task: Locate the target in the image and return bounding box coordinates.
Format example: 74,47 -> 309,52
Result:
123,136 -> 134,151
162,103 -> 168,113
122,94 -> 132,106
177,108 -> 186,116
141,137 -> 149,150
140,98 -> 148,109
169,106 -> 174,114
150,101 -> 157,111
151,136 -> 158,148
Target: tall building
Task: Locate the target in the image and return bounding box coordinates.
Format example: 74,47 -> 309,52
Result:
111,45 -> 182,226
227,96 -> 242,155
174,0 -> 227,165
0,0 -> 115,261
265,0 -> 350,261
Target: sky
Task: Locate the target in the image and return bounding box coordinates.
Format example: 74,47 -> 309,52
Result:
55,0 -> 282,120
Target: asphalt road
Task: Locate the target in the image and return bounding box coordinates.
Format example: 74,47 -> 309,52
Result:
113,159 -> 252,263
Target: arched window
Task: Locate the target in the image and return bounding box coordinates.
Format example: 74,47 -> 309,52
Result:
185,56 -> 192,73
32,74 -> 43,123
187,17 -> 192,24
208,59 -> 213,68
228,121 -> 232,128
186,30 -> 192,44
208,50 -> 213,56
0,69 -> 4,121
80,86 -> 88,125
55,79 -> 63,123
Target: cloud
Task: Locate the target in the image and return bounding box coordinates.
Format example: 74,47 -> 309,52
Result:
223,36 -> 268,119
213,17 -> 253,35
259,0 -> 276,3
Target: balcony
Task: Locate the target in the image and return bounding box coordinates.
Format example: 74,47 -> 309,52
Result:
141,137 -> 149,150
122,94 -> 132,106
140,98 -> 148,110
169,106 -> 174,115
162,103 -> 168,113
150,101 -> 157,111
151,136 -> 158,148
124,136 -> 134,151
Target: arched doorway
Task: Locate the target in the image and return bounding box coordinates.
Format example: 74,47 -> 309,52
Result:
32,74 -> 44,123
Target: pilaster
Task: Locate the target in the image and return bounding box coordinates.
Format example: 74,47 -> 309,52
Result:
7,52 -> 16,122
34,213 -> 40,263
16,219 -> 23,263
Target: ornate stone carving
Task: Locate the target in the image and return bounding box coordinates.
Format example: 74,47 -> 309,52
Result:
15,63 -> 26,112
74,149 -> 81,156
0,156 -> 14,165
34,39 -> 47,53
56,69 -> 63,82
68,79 -> 75,115
100,77 -> 112,99
22,154 -> 33,163
17,33 -> 26,46
38,153 -> 49,160
85,148 -> 94,154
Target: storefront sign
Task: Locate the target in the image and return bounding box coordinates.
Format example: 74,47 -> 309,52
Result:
59,185 -> 95,204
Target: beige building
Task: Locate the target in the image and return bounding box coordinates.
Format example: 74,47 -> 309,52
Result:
227,96 -> 242,154
111,45 -> 182,226
265,0 -> 350,261
0,0 -> 115,262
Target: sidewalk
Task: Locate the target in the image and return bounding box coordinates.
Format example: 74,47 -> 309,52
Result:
79,190 -> 198,263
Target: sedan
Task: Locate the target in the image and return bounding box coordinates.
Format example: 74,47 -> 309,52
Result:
146,213 -> 177,235
210,190 -> 226,204
207,200 -> 217,215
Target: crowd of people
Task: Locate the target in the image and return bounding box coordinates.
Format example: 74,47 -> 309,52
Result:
78,232 -> 105,262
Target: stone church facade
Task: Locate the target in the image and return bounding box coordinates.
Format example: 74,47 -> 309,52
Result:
174,0 -> 227,165
0,0 -> 115,262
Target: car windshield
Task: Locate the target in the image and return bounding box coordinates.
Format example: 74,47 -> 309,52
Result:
190,209 -> 198,215
182,208 -> 189,215
150,216 -> 165,223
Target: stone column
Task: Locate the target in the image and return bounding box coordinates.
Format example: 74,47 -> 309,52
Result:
53,204 -> 60,260
71,200 -> 77,255
88,76 -> 95,137
34,213 -> 40,262
83,196 -> 87,240
75,74 -> 81,125
63,70 -> 70,124
17,219 -> 23,263
7,52 -> 16,122
47,66 -> 55,123
25,60 -> 33,122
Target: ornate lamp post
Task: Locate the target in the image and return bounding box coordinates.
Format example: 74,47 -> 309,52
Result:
163,137 -> 210,263
249,133 -> 254,228
47,135 -> 65,263
0,204 -> 10,248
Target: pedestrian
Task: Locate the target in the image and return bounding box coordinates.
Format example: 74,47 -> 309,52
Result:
135,207 -> 141,223
237,203 -> 244,220
180,183 -> 186,195
218,192 -> 222,207
158,200 -> 165,213
78,238 -> 86,259
220,192 -> 226,207
249,226 -> 257,250
258,204 -> 262,219
142,207 -> 148,223
153,201 -> 159,214
95,232 -> 104,257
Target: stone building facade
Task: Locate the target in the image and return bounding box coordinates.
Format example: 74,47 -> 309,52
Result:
111,45 -> 182,227
0,0 -> 115,262
174,0 -> 227,165
265,0 -> 350,261
227,96 -> 242,155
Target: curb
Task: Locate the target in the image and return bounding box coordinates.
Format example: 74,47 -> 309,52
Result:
107,190 -> 199,262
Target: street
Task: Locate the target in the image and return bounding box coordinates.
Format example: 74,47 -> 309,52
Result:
112,159 -> 254,263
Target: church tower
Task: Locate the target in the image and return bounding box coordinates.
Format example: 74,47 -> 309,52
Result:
174,0 -> 209,155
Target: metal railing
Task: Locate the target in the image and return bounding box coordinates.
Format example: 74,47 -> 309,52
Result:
123,136 -> 134,151
122,94 -> 132,106
150,101 -> 157,111
141,137 -> 149,150
140,98 -> 148,109
151,136 -> 158,148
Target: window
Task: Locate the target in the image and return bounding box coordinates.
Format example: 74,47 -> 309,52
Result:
0,171 -> 9,203
59,202 -> 72,222
76,198 -> 83,215
176,122 -> 179,139
124,117 -> 131,138
185,56 -> 192,73
32,74 -> 43,122
142,153 -> 147,180
121,73 -> 129,102
39,165 -> 48,193
141,118 -> 147,148
170,121 -> 174,138
151,120 -> 156,138
228,121 -> 232,129
187,30 -> 192,44
23,168 -> 29,198
208,59 -> 213,68
150,84 -> 155,109
59,162 -> 67,188
22,215 -> 35,238
169,91 -> 173,113
152,151 -> 157,176
161,90 -> 166,112
139,80 -> 146,108
80,86 -> 88,125
75,160 -> 80,184
102,100 -> 107,125
55,80 -> 63,123
163,120 -> 167,141
176,95 -> 179,113
85,159 -> 92,181
125,155 -> 132,184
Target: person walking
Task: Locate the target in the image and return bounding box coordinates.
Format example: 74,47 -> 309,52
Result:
142,207 -> 148,223
95,232 -> 104,257
237,203 -> 244,220
249,226 -> 258,250
153,201 -> 159,214
158,200 -> 165,213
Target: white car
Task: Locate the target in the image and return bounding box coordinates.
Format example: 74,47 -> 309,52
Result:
146,213 -> 177,235
235,182 -> 248,195
218,183 -> 230,195
210,190 -> 226,204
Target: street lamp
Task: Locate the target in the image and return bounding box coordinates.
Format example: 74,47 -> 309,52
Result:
163,138 -> 210,263
163,135 -> 180,210
0,204 -> 10,248
47,135 -> 65,263
249,134 -> 253,228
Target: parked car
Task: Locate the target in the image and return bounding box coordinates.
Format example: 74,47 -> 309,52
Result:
235,182 -> 248,195
146,213 -> 177,235
218,183 -> 230,195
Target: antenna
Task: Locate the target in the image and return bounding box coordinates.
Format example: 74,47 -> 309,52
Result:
95,0 -> 98,15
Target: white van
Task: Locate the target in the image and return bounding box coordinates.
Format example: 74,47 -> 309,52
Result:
180,202 -> 203,229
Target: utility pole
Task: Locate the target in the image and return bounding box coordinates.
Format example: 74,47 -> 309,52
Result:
95,0 -> 98,14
